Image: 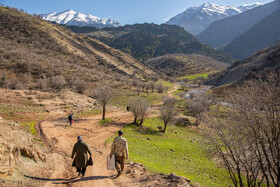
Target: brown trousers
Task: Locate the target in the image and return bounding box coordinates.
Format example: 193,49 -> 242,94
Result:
115,155 -> 125,173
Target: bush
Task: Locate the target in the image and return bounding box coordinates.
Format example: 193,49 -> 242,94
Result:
128,96 -> 149,126
51,76 -> 67,90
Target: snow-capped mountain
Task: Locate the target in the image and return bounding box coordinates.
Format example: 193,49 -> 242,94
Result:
41,9 -> 121,28
166,2 -> 263,35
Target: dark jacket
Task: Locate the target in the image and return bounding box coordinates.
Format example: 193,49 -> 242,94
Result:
71,141 -> 91,168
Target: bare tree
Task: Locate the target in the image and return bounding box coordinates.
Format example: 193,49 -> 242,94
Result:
128,96 -> 149,126
37,78 -> 48,91
181,83 -> 189,91
71,78 -> 88,94
148,81 -> 156,93
139,82 -> 146,92
155,82 -> 164,93
51,75 -> 67,90
204,75 -> 280,187
186,92 -> 208,125
91,83 -> 115,120
178,92 -> 186,100
150,75 -> 159,82
160,97 -> 177,133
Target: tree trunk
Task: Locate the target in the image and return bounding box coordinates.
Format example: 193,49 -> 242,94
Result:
163,122 -> 167,133
139,118 -> 144,126
102,104 -> 106,120
195,117 -> 198,126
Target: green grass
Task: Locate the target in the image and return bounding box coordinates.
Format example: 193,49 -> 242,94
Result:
79,109 -> 101,117
158,79 -> 173,88
111,88 -> 162,108
99,118 -> 112,124
22,121 -> 38,135
119,117 -> 231,187
178,72 -> 211,81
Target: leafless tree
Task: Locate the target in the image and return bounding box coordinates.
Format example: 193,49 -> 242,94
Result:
155,82 -> 164,93
128,96 -> 149,126
91,83 -> 115,120
181,83 -> 189,91
192,76 -> 205,85
160,97 -> 177,133
178,92 -> 186,100
204,74 -> 280,187
150,75 -> 159,82
148,81 -> 156,93
186,92 -> 208,125
139,82 -> 146,92
71,78 -> 88,94
51,75 -> 67,90
37,78 -> 48,91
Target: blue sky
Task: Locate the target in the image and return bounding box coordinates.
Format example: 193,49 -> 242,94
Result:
0,0 -> 273,25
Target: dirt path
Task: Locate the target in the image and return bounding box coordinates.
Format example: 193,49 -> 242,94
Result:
34,84 -> 181,187
36,111 -> 139,187
168,84 -> 180,97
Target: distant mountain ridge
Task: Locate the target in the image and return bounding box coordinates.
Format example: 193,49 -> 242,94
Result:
75,23 -> 234,63
166,2 -> 263,35
222,10 -> 280,59
41,9 -> 121,28
207,43 -> 280,87
197,0 -> 280,48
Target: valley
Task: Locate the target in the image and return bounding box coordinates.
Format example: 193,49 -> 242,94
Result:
0,1 -> 280,187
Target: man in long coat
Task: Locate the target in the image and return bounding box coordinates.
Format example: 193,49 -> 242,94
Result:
71,136 -> 91,177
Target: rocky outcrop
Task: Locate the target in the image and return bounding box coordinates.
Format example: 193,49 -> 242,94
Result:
0,121 -> 47,177
124,161 -> 193,187
20,146 -> 46,163
0,144 -> 20,175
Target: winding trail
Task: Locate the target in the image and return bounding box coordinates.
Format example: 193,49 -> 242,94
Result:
37,111 -> 138,187
36,84 -> 180,187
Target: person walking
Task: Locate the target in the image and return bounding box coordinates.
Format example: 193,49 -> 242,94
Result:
110,130 -> 129,177
68,113 -> 73,126
71,136 -> 92,177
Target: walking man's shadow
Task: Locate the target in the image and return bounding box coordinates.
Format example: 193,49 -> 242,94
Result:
25,175 -> 109,184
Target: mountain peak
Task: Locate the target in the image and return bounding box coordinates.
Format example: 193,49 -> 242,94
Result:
41,10 -> 121,28
166,2 -> 263,35
202,2 -> 217,7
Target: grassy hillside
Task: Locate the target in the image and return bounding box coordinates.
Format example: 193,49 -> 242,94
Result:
107,117 -> 231,186
0,6 -> 154,92
70,23 -> 234,63
207,43 -> 280,87
222,10 -> 280,59
145,54 -> 227,77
